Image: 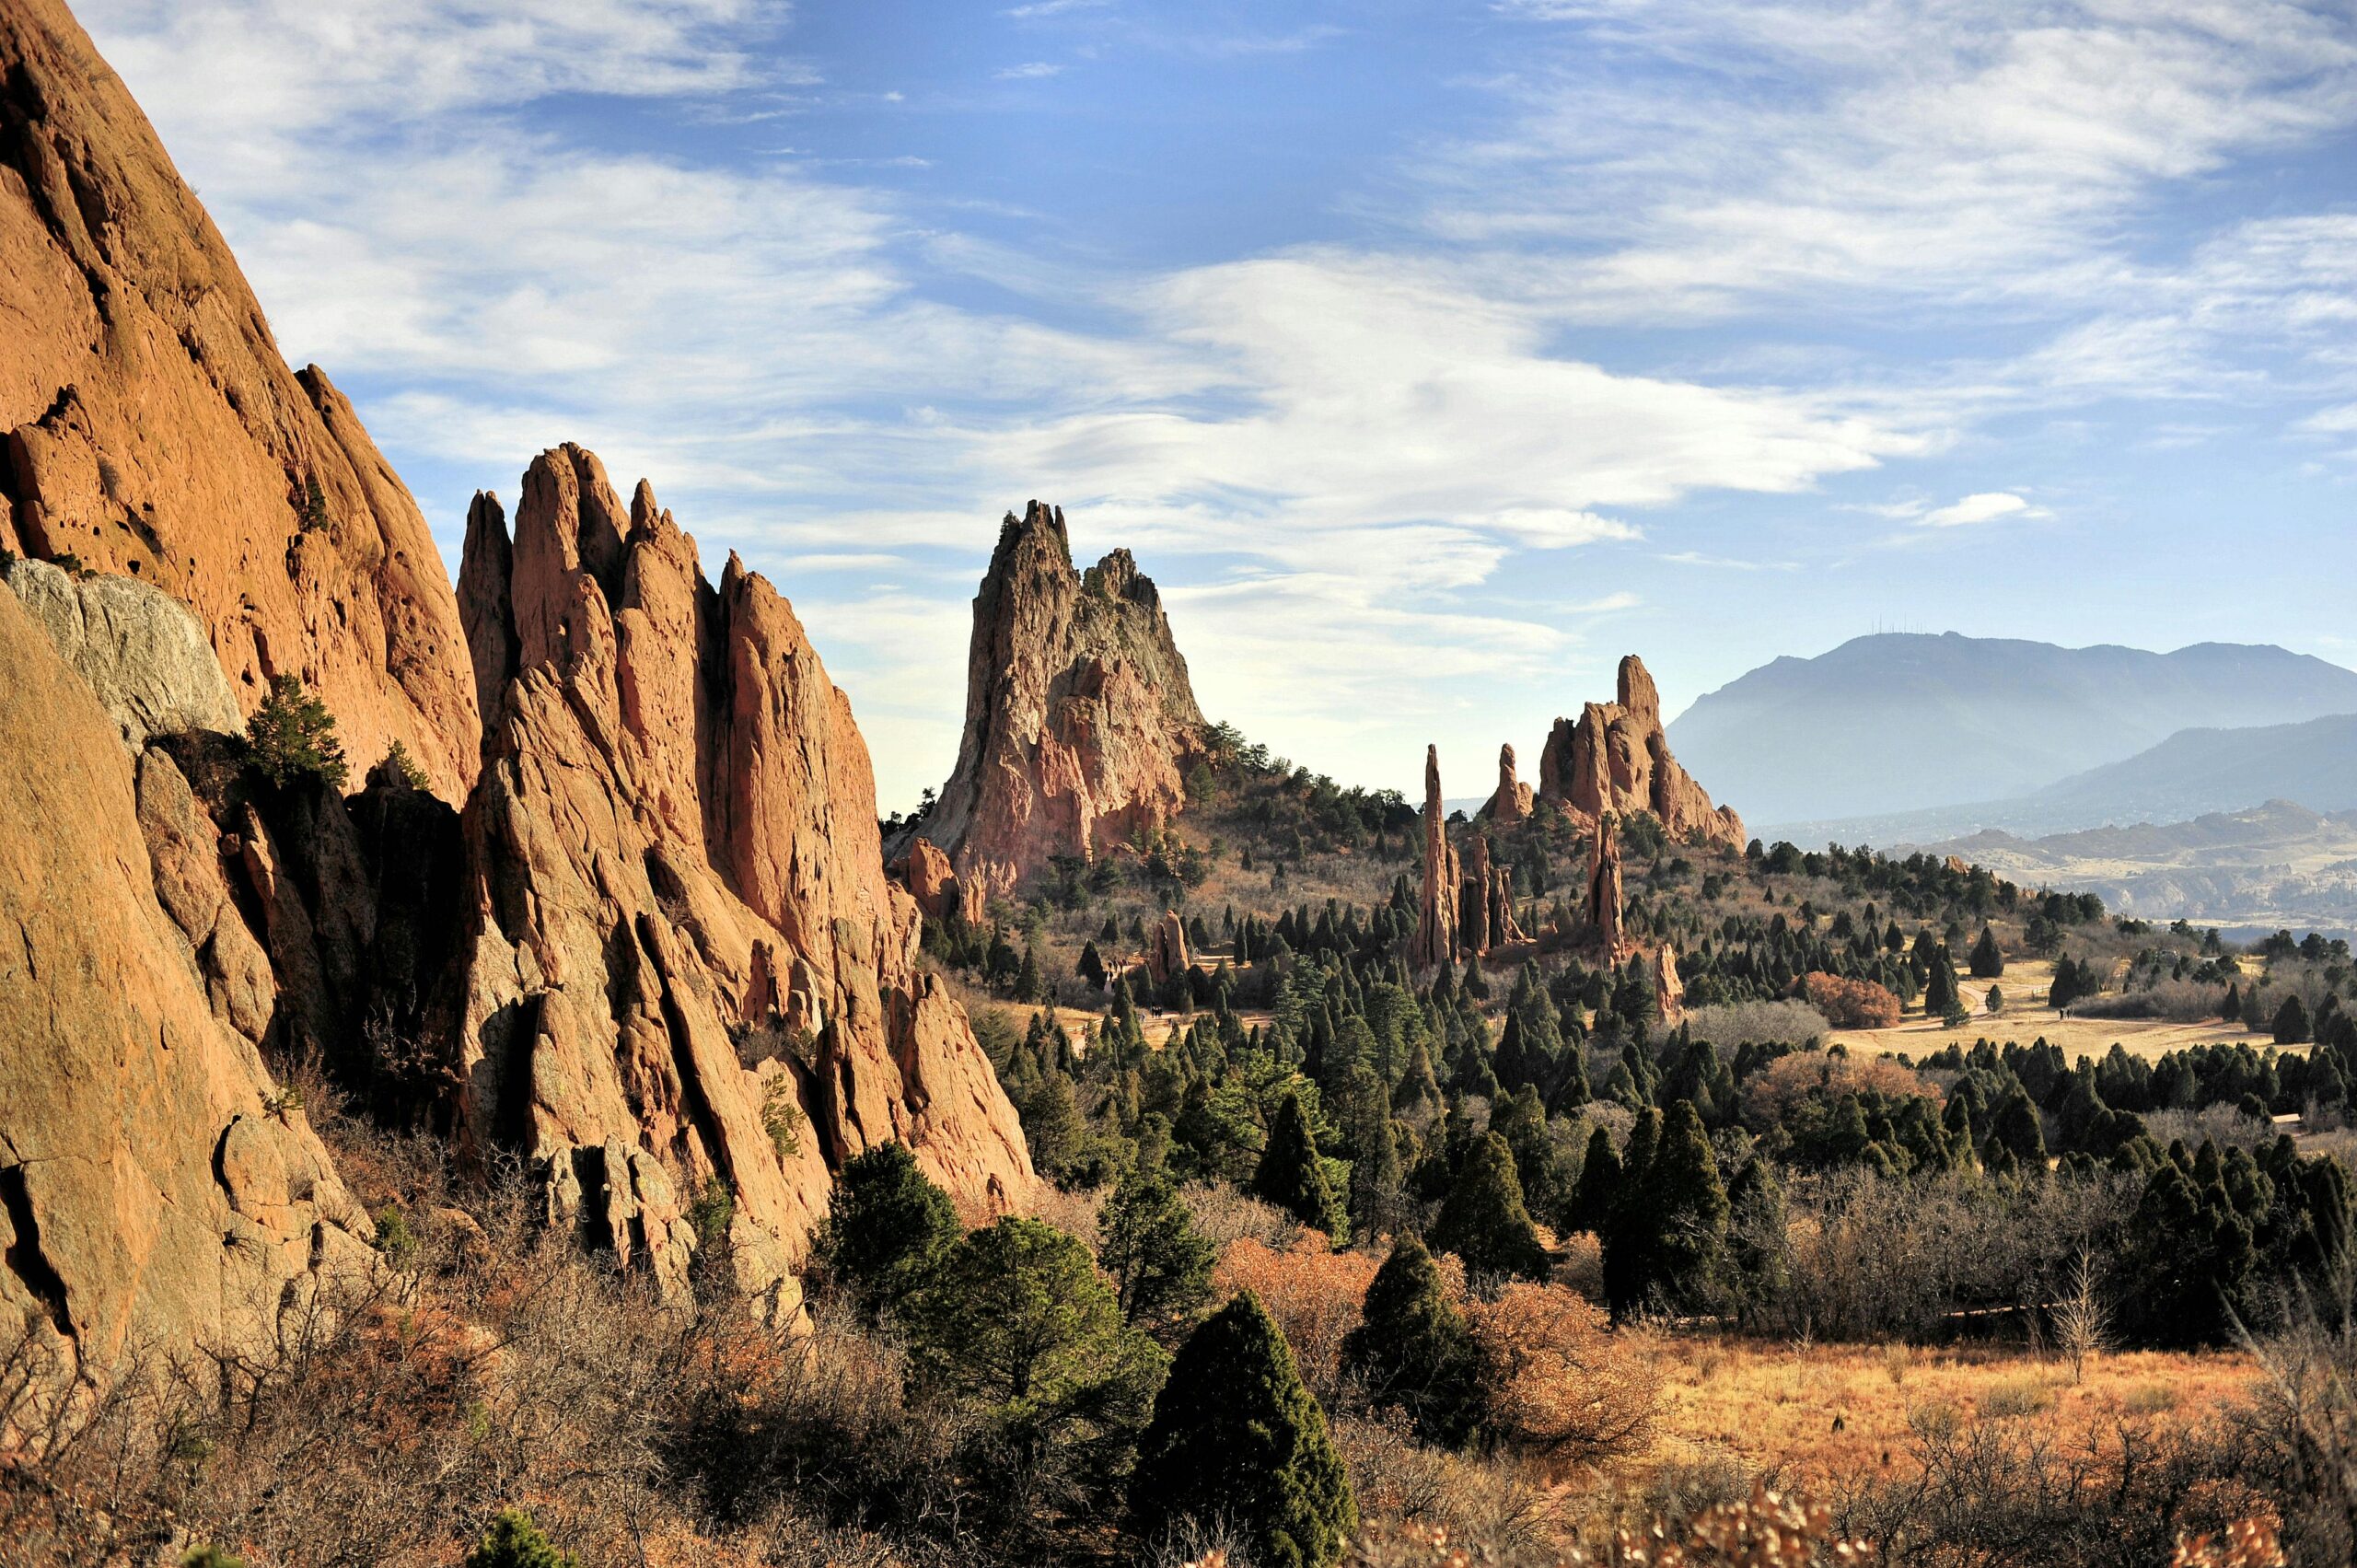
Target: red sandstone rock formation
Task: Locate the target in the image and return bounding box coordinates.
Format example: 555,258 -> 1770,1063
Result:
1586,814 -> 1626,960
1653,947 -> 1686,1023
1146,910 -> 1190,986
1462,832 -> 1525,958
1480,744 -> 1535,823
1536,656 -> 1744,851
896,837 -> 962,923
454,447 -> 1030,1315
0,580 -> 373,1397
0,0 -> 481,798
914,502 -> 1205,915
1411,746 -> 1461,969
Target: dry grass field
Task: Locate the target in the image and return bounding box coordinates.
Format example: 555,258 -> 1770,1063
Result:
1635,1333 -> 2262,1497
1825,958 -> 2282,1064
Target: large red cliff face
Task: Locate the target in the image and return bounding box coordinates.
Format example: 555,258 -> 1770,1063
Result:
456,447 -> 1031,1314
1537,655 -> 1746,852
0,580 -> 374,1400
914,502 -> 1206,915
0,0 -> 481,799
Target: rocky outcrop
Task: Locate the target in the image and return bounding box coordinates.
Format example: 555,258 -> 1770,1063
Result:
3,556 -> 241,749
0,0 -> 480,798
914,502 -> 1205,915
1480,744 -> 1534,824
1411,746 -> 1460,970
1461,832 -> 1525,958
0,577 -> 372,1399
1586,814 -> 1626,959
1146,910 -> 1190,986
896,837 -> 961,923
1536,656 -> 1744,851
454,447 -> 1030,1313
1653,947 -> 1685,1023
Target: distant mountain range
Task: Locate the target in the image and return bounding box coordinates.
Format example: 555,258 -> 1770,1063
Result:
1774,713 -> 2357,847
1923,801 -> 2357,938
1666,633 -> 2357,830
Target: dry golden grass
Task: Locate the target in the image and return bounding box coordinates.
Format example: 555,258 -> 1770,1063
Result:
1629,1332 -> 2261,1496
1822,957 -> 2282,1065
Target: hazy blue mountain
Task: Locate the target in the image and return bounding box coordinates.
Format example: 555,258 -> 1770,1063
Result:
1773,712 -> 2357,848
1667,633 -> 2357,829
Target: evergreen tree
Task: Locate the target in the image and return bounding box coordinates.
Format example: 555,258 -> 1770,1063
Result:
1569,1123 -> 1620,1236
1099,1168 -> 1215,1343
1132,1292 -> 1357,1568
911,1217 -> 1167,1525
465,1510 -> 575,1568
244,673 -> 349,790
1023,1070 -> 1090,1184
1252,1092 -> 1345,1240
1341,1068 -> 1407,1242
1341,1237 -> 1481,1446
1078,939 -> 1108,990
817,1142 -> 958,1320
1990,1086 -> 2048,1167
2275,994 -> 2314,1046
1426,1131 -> 1550,1282
1968,925 -> 2005,979
1605,1099 -> 1728,1316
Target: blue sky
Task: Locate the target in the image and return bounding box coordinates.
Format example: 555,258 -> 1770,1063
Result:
81,0 -> 2357,810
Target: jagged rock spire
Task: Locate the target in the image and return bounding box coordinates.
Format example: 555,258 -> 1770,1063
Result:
911,501 -> 1206,915
1412,745 -> 1461,969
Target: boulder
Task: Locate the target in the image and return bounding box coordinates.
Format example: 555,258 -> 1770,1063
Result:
912,503 -> 1205,914
0,577 -> 370,1406
1,558 -> 241,749
454,447 -> 1030,1313
1535,656 -> 1745,850
0,0 -> 480,797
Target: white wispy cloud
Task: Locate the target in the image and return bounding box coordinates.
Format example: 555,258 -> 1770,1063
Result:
993,61 -> 1063,79
1920,493 -> 2038,528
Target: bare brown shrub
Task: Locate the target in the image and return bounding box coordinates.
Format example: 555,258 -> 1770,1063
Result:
1464,1283 -> 1657,1461
1211,1237 -> 1381,1403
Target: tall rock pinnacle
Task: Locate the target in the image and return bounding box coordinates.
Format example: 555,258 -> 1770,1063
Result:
455,447 -> 1030,1313
1411,745 -> 1461,969
913,501 -> 1206,914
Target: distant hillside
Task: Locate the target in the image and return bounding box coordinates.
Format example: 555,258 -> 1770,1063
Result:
1666,632 -> 2357,828
1776,712 -> 2357,847
1925,800 -> 2357,936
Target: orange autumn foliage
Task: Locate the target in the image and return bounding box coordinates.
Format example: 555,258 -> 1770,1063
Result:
1463,1282 -> 1657,1459
1743,1050 -> 1938,1126
1211,1236 -> 1381,1400
1798,971 -> 1902,1030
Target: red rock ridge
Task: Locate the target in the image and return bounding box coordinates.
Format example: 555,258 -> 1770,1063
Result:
0,0 -> 480,798
454,447 -> 1030,1314
1536,655 -> 1745,851
914,501 -> 1206,915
